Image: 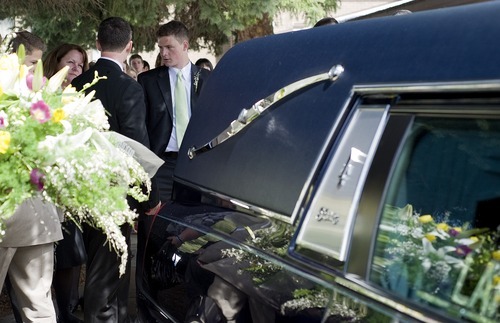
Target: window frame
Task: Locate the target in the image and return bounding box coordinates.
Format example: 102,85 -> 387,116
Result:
347,81 -> 500,322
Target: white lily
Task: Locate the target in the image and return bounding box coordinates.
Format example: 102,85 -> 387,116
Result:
31,60 -> 45,92
38,128 -> 94,164
46,65 -> 69,93
0,53 -> 20,96
429,228 -> 450,240
421,238 -> 464,272
61,90 -> 109,131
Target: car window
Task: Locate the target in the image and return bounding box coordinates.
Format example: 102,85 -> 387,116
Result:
370,116 -> 500,322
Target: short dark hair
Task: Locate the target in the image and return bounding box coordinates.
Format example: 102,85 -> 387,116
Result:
156,20 -> 189,43
129,53 -> 143,64
313,17 -> 338,28
195,58 -> 213,71
10,30 -> 46,54
98,17 -> 132,52
129,53 -> 142,61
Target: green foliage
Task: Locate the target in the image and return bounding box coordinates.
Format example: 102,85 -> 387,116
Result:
0,0 -> 339,55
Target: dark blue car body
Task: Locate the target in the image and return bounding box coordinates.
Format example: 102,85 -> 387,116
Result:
137,2 -> 500,322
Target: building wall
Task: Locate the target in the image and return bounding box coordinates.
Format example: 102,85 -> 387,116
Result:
0,18 -> 16,41
273,0 -> 396,33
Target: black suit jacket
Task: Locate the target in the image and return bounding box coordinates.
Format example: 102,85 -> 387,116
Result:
138,64 -> 210,156
72,58 -> 159,209
72,58 -> 150,146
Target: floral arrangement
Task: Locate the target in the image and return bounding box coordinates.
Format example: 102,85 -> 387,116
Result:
373,204 -> 499,321
280,288 -> 367,321
220,222 -> 292,284
0,41 -> 152,275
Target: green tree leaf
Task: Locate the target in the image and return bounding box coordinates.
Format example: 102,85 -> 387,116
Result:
0,0 -> 339,56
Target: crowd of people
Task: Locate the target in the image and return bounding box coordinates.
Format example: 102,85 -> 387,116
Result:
0,12 -> 347,323
0,15 -> 213,323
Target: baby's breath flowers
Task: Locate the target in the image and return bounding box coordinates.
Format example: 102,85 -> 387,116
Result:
0,42 -> 154,276
374,204 -> 499,319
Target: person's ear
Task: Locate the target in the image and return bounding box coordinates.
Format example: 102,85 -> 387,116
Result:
125,41 -> 133,53
182,39 -> 189,52
96,40 -> 102,51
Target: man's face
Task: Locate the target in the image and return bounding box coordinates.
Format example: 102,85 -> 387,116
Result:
24,49 -> 43,67
158,35 -> 188,69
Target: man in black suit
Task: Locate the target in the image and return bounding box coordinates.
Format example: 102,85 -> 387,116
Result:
138,21 -> 210,204
72,17 -> 160,323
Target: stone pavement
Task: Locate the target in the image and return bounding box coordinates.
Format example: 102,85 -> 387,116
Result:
0,233 -> 139,323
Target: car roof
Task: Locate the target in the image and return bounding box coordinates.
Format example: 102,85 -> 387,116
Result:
176,1 -> 500,217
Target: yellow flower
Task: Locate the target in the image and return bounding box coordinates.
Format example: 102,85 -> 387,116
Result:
418,215 -> 433,224
493,275 -> 500,286
52,108 -> 65,123
425,233 -> 436,242
469,236 -> 479,243
0,130 -> 11,153
436,223 -> 449,231
493,250 -> 500,261
452,227 -> 462,233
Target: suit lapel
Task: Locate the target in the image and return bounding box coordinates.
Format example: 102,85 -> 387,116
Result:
157,64 -> 203,117
157,66 -> 173,117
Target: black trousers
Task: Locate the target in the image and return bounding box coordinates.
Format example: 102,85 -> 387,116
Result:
82,223 -> 132,323
155,153 -> 177,204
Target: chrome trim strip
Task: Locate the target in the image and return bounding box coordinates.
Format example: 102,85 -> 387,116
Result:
340,105 -> 390,261
336,275 -> 443,323
188,65 -> 345,159
353,79 -> 500,94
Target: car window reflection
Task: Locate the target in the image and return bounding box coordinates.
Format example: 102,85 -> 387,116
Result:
371,116 -> 500,321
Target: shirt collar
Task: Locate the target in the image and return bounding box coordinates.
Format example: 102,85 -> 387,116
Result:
170,63 -> 192,81
99,57 -> 125,71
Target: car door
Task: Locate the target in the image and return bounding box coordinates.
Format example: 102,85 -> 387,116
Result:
292,82 -> 500,322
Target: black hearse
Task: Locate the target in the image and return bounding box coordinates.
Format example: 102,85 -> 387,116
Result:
137,2 -> 500,322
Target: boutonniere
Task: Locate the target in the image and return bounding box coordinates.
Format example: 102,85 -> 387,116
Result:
193,69 -> 201,93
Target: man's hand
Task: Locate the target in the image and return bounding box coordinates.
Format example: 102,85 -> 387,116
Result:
145,201 -> 162,215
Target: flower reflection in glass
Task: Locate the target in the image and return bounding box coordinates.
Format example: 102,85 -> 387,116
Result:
372,204 -> 499,321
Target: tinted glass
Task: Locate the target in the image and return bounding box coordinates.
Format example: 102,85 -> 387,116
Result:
370,116 -> 500,322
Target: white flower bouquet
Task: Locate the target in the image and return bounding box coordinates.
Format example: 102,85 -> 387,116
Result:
0,42 -> 156,275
